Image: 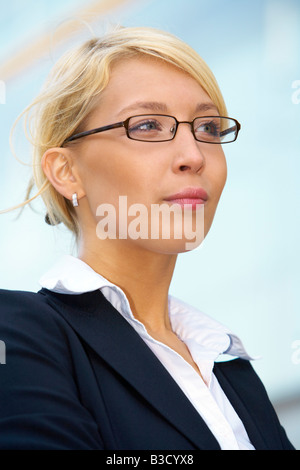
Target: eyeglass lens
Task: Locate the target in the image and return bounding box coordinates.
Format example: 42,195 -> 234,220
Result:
127,115 -> 238,143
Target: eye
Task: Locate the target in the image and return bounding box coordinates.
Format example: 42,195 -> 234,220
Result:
196,121 -> 219,135
192,117 -> 223,142
129,119 -> 162,134
127,115 -> 176,141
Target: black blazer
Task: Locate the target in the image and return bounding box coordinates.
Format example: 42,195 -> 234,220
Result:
0,288 -> 294,450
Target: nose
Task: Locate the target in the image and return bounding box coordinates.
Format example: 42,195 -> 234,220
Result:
172,122 -> 205,173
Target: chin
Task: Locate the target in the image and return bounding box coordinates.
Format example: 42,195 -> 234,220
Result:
131,236 -> 206,255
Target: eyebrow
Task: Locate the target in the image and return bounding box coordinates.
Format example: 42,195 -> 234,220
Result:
117,101 -> 168,117
117,101 -> 219,117
195,102 -> 219,114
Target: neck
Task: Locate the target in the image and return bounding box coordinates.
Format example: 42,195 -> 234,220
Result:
77,235 -> 177,333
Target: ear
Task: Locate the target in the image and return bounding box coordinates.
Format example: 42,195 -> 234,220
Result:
41,148 -> 85,202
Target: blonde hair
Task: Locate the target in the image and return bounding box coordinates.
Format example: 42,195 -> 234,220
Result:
6,26 -> 228,239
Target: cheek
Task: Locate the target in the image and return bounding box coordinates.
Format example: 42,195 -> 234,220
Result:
210,151 -> 227,200
76,142 -> 156,211
203,152 -> 227,230
217,158 -> 227,197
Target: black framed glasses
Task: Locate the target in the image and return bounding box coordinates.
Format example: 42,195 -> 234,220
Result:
62,114 -> 241,146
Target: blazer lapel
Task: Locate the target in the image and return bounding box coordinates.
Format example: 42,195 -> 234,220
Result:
40,288 -> 220,450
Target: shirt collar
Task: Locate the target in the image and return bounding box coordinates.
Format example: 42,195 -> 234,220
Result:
39,255 -> 254,362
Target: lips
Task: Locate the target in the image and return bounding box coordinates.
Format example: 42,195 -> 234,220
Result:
164,188 -> 208,208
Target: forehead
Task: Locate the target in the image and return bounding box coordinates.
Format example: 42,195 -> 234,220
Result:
96,56 -> 217,119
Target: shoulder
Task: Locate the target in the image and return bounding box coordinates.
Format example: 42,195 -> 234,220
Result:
0,288 -> 47,311
0,287 -> 63,312
0,287 -> 85,319
0,288 -> 104,449
0,288 -> 67,331
0,288 -> 89,402
0,287 -> 41,301
0,288 -> 81,369
0,288 -> 51,324
0,287 -> 107,366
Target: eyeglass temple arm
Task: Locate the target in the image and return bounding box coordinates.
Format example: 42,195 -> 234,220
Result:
62,121 -> 124,145
220,122 -> 241,137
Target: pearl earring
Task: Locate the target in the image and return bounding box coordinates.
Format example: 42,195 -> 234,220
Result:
72,193 -> 79,207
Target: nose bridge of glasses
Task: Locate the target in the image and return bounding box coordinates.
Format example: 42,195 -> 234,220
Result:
173,119 -> 196,139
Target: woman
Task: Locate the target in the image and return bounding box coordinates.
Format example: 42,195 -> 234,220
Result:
0,26 -> 294,450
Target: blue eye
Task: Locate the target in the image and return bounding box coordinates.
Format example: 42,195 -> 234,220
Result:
129,119 -> 162,134
194,119 -> 221,141
197,122 -> 218,135
126,115 -> 177,142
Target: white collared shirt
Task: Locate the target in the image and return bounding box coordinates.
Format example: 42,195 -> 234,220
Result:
39,255 -> 255,450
